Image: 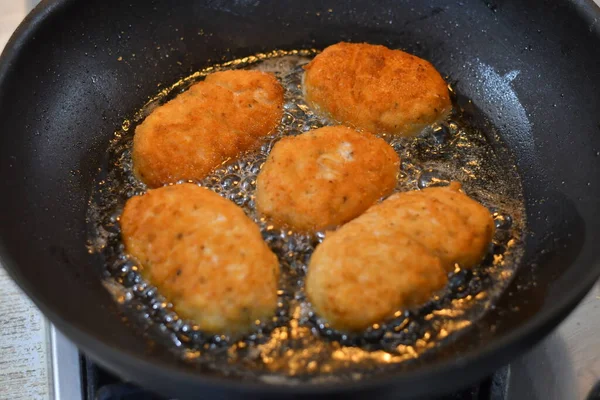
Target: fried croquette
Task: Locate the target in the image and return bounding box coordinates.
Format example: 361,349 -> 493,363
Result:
120,183 -> 279,336
303,42 -> 451,137
385,182 -> 495,270
133,70 -> 284,188
255,126 -> 400,232
306,182 -> 494,331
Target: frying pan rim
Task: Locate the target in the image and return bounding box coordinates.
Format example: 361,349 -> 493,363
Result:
6,252 -> 598,397
1,0 -> 600,396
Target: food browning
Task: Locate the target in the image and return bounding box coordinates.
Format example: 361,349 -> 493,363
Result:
303,42 -> 451,136
120,183 -> 280,335
306,183 -> 494,331
133,70 -> 284,187
255,126 -> 399,232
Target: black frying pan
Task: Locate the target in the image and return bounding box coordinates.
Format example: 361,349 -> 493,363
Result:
1,0 -> 600,398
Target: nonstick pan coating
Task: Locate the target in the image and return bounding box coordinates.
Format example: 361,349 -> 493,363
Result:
0,0 -> 599,398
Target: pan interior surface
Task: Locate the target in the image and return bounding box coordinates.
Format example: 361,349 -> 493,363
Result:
87,50 -> 526,382
0,0 -> 599,398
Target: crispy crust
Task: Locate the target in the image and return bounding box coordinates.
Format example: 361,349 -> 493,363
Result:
303,42 -> 451,136
306,183 -> 494,331
120,183 -> 279,335
255,126 -> 400,232
133,70 -> 284,187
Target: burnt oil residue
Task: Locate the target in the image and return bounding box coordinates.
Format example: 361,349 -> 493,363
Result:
86,50 -> 526,383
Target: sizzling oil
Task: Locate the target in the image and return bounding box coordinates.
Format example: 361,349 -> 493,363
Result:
87,50 -> 526,383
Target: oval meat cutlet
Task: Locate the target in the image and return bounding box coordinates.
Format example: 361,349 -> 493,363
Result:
255,126 -> 400,232
133,70 -> 284,188
120,183 -> 280,336
306,182 -> 494,332
303,42 -> 451,137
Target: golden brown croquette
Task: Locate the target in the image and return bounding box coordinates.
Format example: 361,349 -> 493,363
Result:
306,182 -> 494,331
120,183 -> 279,336
255,126 -> 399,232
133,70 -> 284,188
303,42 -> 451,136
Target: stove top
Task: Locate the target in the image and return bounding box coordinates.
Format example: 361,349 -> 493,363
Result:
506,283 -> 600,400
